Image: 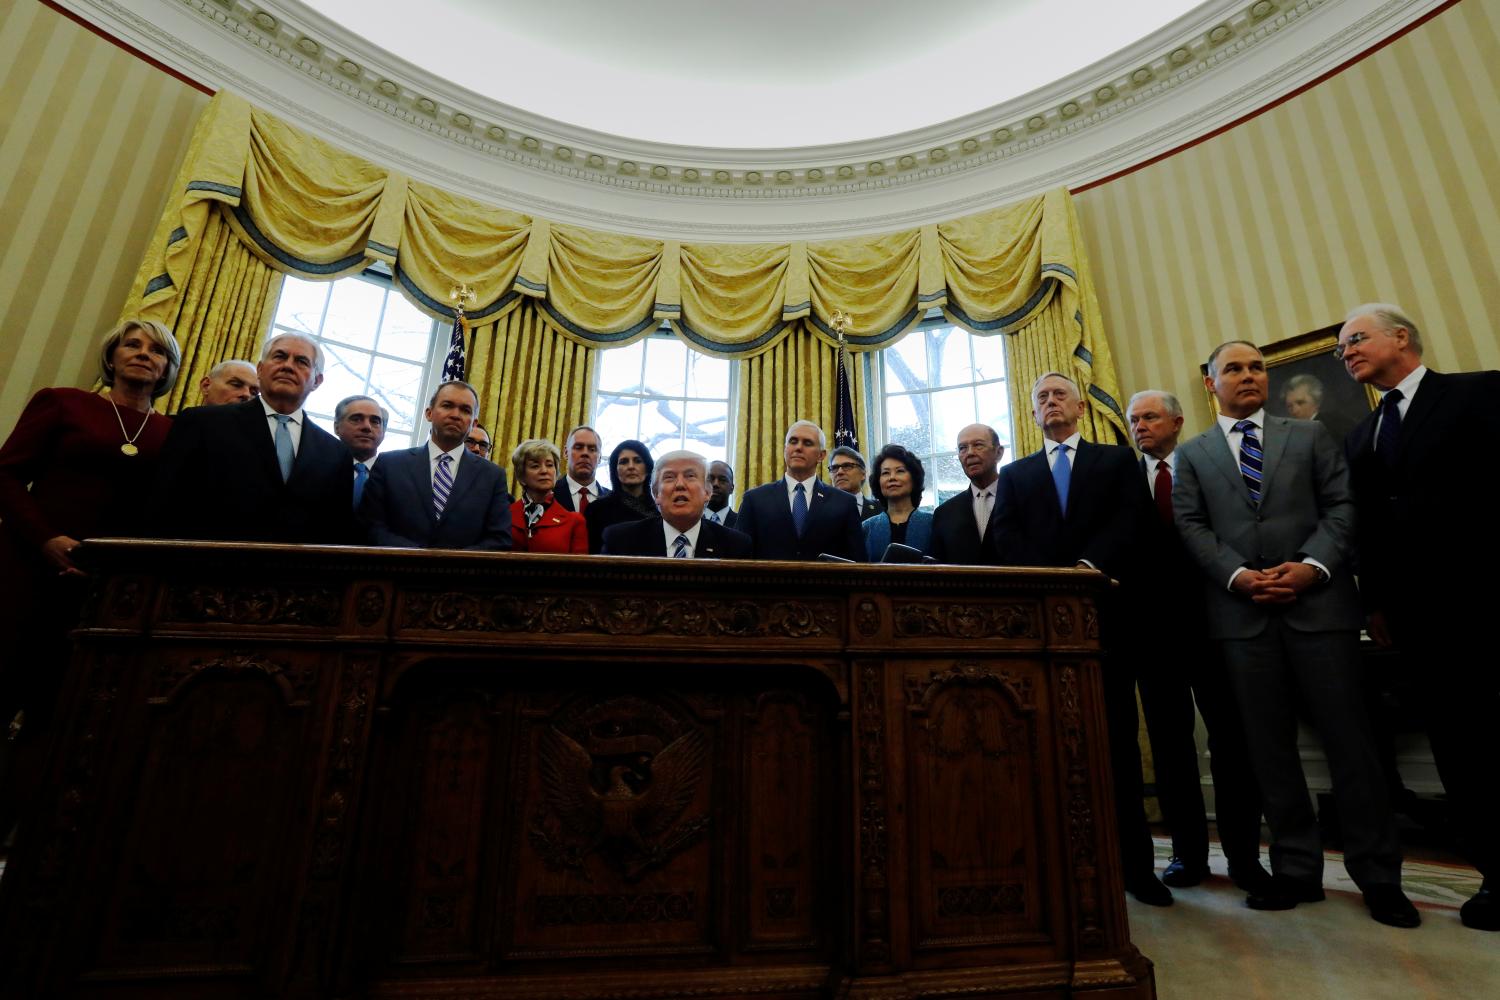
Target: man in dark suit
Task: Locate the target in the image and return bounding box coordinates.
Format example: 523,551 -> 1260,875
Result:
735,421 -> 864,562
829,446 -> 882,520
334,395 -> 387,510
988,372 -> 1169,906
601,451 -> 752,558
553,425 -> 611,512
1175,340 -> 1413,926
1340,303 -> 1500,931
1126,389 -> 1266,893
930,422 -> 1003,565
154,333 -> 353,543
359,380 -> 511,550
704,459 -> 738,529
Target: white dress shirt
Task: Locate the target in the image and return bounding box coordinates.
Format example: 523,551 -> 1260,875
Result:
1044,431 -> 1083,469
565,474 -> 600,507
969,480 -> 997,540
426,439 -> 465,483
704,504 -> 734,525
662,518 -> 703,556
261,397 -> 305,454
1214,408 -> 1329,589
1375,364 -> 1427,436
1143,450 -> 1175,492
783,473 -> 819,509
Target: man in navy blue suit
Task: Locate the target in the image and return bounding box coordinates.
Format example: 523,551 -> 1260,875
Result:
989,372 -> 1169,907
601,451 -> 752,558
734,420 -> 864,562
359,380 -> 512,550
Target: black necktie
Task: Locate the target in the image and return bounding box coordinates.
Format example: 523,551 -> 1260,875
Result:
1376,389 -> 1404,467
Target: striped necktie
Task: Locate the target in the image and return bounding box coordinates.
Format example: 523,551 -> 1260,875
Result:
433,453 -> 454,516
1234,420 -> 1263,505
672,533 -> 690,558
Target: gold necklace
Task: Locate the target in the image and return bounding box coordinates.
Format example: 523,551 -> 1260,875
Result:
109,396 -> 152,456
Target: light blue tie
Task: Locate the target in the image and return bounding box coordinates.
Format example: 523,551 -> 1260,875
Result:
353,462 -> 369,507
672,533 -> 690,558
1051,443 -> 1071,515
791,482 -> 808,537
273,414 -> 294,482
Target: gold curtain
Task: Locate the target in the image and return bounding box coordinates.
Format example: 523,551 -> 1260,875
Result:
466,301 -> 595,466
733,325 -> 872,489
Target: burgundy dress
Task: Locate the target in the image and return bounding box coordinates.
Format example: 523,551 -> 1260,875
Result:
0,387 -> 171,710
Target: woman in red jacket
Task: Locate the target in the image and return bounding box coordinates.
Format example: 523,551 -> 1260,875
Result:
509,438 -> 587,554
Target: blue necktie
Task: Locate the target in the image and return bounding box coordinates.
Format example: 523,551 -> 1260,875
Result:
353,462 -> 369,507
1051,444 -> 1071,515
273,414 -> 294,482
673,533 -> 690,558
1376,389 -> 1403,467
1235,420 -> 1263,505
433,453 -> 454,517
791,482 -> 808,537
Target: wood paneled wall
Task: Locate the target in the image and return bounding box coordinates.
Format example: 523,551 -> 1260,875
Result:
0,0 -> 206,431
1076,0 -> 1500,431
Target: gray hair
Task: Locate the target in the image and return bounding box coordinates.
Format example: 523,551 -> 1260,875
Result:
1345,302 -> 1424,356
427,379 -> 480,412
1031,371 -> 1081,399
207,358 -> 255,380
260,332 -> 325,377
1205,340 -> 1262,377
511,438 -> 562,489
651,449 -> 709,493
334,394 -> 389,426
829,445 -> 866,470
1127,389 -> 1183,419
1283,373 -> 1324,404
565,424 -> 599,449
98,319 -> 182,400
786,420 -> 827,450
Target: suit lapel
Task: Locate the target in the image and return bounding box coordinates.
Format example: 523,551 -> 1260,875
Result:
1258,417 -> 1290,504
1066,442 -> 1098,521
1395,371 -> 1446,457
1203,425 -> 1256,511
443,451 -> 481,515
408,447 -> 438,526
696,520 -> 718,558
240,400 -> 286,486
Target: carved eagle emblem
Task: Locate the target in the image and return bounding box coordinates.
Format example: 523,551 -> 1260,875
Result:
533,725 -> 709,881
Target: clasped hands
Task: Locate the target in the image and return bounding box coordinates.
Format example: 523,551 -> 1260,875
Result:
1231,561 -> 1320,605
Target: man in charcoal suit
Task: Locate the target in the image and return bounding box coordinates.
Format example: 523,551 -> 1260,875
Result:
155,333 -> 353,543
1339,303 -> 1500,931
359,380 -> 511,550
1174,340 -> 1413,926
930,423 -> 1003,565
988,371 -> 1169,906
735,421 -> 864,562
601,451 -> 752,559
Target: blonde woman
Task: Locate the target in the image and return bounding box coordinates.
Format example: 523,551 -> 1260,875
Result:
509,438 -> 587,554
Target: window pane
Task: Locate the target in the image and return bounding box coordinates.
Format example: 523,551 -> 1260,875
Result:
378,293 -> 436,362
972,334 -> 1006,382
274,277 -> 330,336
383,430 -> 414,452
685,348 -> 729,399
977,384 -> 1013,451
638,396 -> 682,455
369,356 -> 425,431
322,279 -> 386,350
931,385 -> 976,454
885,392 -> 930,455
930,327 -> 971,389
931,451 -> 967,504
320,344 -> 372,406
643,337 -> 687,397
597,341 -> 644,392
594,395 -> 640,455
684,401 -> 728,462
884,332 -> 929,392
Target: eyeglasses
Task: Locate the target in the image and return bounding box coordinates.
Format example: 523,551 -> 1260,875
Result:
1333,332 -> 1369,360
465,438 -> 491,453
829,462 -> 863,474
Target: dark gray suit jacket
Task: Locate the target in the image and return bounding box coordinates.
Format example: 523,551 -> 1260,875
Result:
1173,415 -> 1360,640
359,444 -> 512,550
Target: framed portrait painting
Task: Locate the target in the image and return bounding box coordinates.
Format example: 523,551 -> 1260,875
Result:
1201,325 -> 1379,442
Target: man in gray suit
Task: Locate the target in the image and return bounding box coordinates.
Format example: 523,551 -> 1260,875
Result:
1174,340 -> 1414,927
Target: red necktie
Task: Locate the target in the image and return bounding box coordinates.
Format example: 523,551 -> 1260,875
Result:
577,487 -> 590,512
1153,460 -> 1173,526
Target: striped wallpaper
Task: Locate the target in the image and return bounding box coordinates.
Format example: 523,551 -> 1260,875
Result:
0,0 -> 206,431
1076,0 -> 1500,433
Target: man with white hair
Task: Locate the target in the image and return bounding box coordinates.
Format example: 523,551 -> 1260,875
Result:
990,371 -> 1170,906
154,332 -> 353,542
733,420 -> 864,561
197,358 -> 258,405
1341,302 -> 1500,931
600,450 -> 752,558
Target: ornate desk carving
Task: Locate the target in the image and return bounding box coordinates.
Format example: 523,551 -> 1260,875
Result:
0,541 -> 1154,999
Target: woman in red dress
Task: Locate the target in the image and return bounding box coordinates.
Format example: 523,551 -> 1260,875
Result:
0,318 -> 182,830
508,438 -> 587,554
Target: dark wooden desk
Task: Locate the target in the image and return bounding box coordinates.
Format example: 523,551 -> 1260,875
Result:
0,541 -> 1154,999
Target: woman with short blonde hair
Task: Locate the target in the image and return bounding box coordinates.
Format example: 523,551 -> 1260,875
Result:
509,438 -> 586,554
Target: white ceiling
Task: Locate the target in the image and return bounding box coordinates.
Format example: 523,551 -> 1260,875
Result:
303,0 -> 1205,148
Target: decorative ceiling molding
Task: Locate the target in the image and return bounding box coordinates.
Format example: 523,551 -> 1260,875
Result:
61,0 -> 1442,239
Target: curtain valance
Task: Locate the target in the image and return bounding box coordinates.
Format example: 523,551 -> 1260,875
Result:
126,92 -> 1125,437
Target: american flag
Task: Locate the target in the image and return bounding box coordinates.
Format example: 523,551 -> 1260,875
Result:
440,309 -> 467,382
833,335 -> 858,451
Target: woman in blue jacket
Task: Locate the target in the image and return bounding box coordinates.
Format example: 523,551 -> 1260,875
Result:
862,443 -> 933,561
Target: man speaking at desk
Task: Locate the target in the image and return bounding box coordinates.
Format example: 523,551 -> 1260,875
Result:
359,380 -> 511,550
